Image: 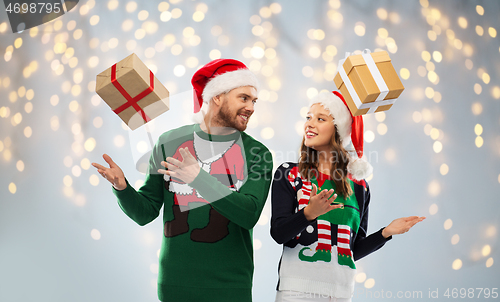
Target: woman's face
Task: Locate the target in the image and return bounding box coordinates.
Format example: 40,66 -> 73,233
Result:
304,104 -> 335,152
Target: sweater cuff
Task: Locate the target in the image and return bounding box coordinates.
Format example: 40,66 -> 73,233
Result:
188,168 -> 233,203
292,209 -> 316,235
112,178 -> 133,197
378,227 -> 392,242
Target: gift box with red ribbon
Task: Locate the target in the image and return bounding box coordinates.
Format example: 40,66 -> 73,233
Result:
95,53 -> 169,130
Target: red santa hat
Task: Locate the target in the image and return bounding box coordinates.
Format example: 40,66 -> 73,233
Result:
309,91 -> 373,180
191,58 -> 259,123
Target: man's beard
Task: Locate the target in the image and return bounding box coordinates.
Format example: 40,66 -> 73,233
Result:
213,100 -> 249,132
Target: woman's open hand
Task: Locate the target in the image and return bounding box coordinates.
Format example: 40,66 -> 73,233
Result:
303,183 -> 343,221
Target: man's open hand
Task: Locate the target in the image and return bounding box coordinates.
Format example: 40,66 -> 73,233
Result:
92,154 -> 127,191
158,147 -> 201,184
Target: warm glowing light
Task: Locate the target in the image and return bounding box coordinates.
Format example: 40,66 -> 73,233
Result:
89,174 -> 100,186
412,111 -> 422,123
173,65 -> 186,77
482,73 -> 491,84
486,226 -> 497,237
364,278 -> 375,289
475,124 -> 483,136
482,245 -> 491,257
84,138 -> 96,152
355,272 -> 367,283
384,148 -> 396,162
429,204 -> 438,215
451,234 -> 459,245
193,11 -> 205,22
160,11 -> 172,22
24,127 -> 32,138
108,0 -> 118,10
354,22 -> 366,36
171,8 -> 182,19
171,44 -> 182,55
428,180 -> 440,196
261,127 -> 275,140
430,128 -> 439,140
63,175 -> 73,187
377,8 -> 388,20
433,92 -> 442,103
308,46 -> 321,58
458,17 -> 467,28
259,6 -> 272,18
486,258 -> 494,268
91,229 -> 101,240
209,49 -> 221,60
476,25 -> 484,36
444,219 -> 453,230
364,131 -> 375,143
476,5 -> 484,15
432,51 -> 442,62
9,182 -> 17,194
452,259 -> 462,270
16,160 -> 24,172
81,158 -> 91,170
69,101 -> 79,112
489,27 -> 497,38
421,51 -> 431,62
377,123 -> 388,136
433,141 -> 443,153
400,68 -> 410,80
440,164 -> 449,175
492,86 -> 500,99
425,87 -> 434,99
270,3 -> 282,14
72,166 -> 82,177
14,37 -> 23,48
475,136 -> 483,148
89,15 -> 100,26
114,135 -> 125,147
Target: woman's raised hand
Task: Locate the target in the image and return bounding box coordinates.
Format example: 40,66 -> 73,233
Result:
382,216 -> 426,238
303,183 -> 343,221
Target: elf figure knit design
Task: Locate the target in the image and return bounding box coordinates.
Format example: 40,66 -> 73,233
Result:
295,172 -> 358,269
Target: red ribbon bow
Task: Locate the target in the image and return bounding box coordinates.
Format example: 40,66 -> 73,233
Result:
111,64 -> 154,123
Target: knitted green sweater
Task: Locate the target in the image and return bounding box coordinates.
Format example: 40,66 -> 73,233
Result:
113,124 -> 273,302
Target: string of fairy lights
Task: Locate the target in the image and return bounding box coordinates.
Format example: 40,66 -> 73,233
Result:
0,0 -> 498,294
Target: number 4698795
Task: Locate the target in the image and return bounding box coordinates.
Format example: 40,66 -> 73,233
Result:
444,288 -> 498,299
6,2 -> 62,14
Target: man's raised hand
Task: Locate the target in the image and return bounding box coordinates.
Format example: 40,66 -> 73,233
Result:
92,154 -> 127,191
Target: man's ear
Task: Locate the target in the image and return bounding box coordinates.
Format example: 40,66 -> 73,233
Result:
212,94 -> 223,107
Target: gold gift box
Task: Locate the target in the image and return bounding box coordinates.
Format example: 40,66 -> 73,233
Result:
96,53 -> 169,130
333,51 -> 404,116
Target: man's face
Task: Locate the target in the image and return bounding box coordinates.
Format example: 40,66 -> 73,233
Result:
214,86 -> 257,132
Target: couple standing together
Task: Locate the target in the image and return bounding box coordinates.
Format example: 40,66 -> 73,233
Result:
92,58 -> 425,302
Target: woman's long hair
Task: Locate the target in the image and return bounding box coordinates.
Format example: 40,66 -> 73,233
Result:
298,124 -> 353,199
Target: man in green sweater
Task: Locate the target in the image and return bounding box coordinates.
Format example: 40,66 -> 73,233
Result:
92,59 -> 273,301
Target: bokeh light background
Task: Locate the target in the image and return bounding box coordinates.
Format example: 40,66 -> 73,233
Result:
1,0 -> 499,301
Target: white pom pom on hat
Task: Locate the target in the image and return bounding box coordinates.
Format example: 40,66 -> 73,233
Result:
308,91 -> 373,180
191,59 -> 259,123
